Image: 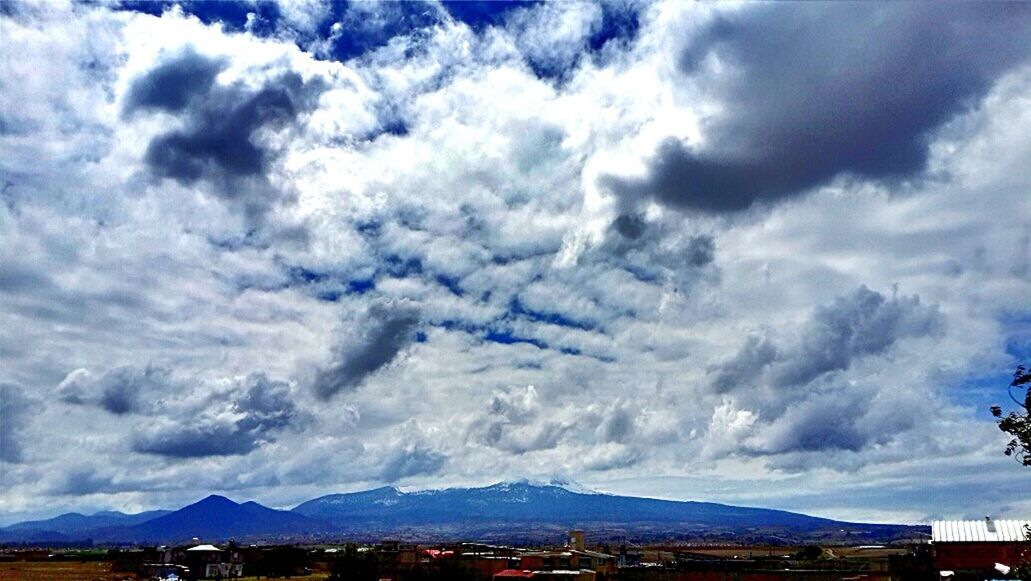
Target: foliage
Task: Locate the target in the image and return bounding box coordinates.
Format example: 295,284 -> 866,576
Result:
1016,524 -> 1031,581
795,545 -> 824,560
326,544 -> 380,581
990,364 -> 1031,466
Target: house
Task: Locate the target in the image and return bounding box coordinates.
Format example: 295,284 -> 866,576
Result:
458,542 -> 521,578
932,517 -> 1030,580
494,570 -> 597,580
182,544 -> 244,579
516,550 -> 617,577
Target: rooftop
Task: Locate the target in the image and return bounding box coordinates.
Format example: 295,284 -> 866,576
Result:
931,519 -> 1031,543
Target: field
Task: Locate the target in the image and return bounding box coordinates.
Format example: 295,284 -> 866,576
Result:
0,560 -> 129,581
0,560 -> 331,581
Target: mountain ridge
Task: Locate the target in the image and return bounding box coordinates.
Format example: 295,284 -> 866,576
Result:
0,482 -> 923,545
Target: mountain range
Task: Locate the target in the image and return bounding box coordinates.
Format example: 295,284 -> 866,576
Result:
0,481 -> 922,545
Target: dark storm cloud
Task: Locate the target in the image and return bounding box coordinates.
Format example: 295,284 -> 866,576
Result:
606,215 -> 716,271
709,334 -> 778,394
772,286 -> 942,389
483,421 -> 568,455
232,373 -> 301,432
598,401 -> 635,443
313,308 -> 421,399
58,365 -> 173,415
123,47 -> 225,115
132,373 -> 304,458
379,444 -> 446,482
709,287 -> 941,458
711,286 -> 941,394
124,47 -> 325,220
611,213 -> 645,240
753,393 -> 870,454
0,382 -> 41,464
132,423 -> 265,458
48,467 -> 121,496
745,382 -> 922,459
685,234 -> 715,267
606,3 -> 1031,213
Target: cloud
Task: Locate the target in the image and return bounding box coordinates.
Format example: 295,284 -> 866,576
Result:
750,392 -> 870,454
604,3 -> 1031,212
684,234 -> 715,268
125,46 -> 325,222
56,365 -> 306,460
471,385 -> 573,454
131,372 -> 305,458
57,365 -> 174,415
1,383 -> 41,464
596,400 -> 636,444
505,1 -> 603,80
313,306 -> 421,399
705,286 -> 944,461
709,334 -> 778,394
377,419 -> 447,482
711,286 -> 942,394
122,47 -> 226,116
772,286 -> 943,389
380,444 -> 446,482
48,467 -> 122,496
233,373 -> 304,434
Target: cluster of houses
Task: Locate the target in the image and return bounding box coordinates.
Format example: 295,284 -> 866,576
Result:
343,531 -> 623,580
11,519 -> 1028,581
112,542 -> 306,579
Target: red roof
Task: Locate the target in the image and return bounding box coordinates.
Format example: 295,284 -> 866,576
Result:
494,570 -> 535,578
422,549 -> 455,559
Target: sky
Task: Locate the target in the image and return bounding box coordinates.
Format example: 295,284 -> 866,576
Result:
1,0 -> 1030,526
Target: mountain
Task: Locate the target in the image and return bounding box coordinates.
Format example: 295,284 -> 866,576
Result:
293,481 -> 840,530
2,509 -> 171,534
0,509 -> 171,544
0,482 -> 922,545
0,496 -> 329,544
95,495 -> 331,543
290,481 -> 920,542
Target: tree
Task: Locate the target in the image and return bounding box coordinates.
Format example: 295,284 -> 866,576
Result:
991,364 -> 1031,466
327,544 -> 380,581
1014,523 -> 1031,581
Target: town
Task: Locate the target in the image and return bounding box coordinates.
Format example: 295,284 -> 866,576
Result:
2,519 -> 1029,581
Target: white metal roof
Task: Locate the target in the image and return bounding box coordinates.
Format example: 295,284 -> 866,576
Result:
186,544 -> 223,552
931,520 -> 1031,543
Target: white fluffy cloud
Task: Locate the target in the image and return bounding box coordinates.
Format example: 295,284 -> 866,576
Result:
1,0 -> 1029,524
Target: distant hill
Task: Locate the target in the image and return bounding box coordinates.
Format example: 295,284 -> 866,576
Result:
94,495 -> 331,543
2,509 -> 171,534
0,482 -> 922,545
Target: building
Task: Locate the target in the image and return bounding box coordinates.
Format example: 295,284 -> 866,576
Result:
514,531 -> 617,580
182,544 -> 244,579
373,540 -> 420,580
458,541 -> 521,578
932,517 -> 1030,580
494,569 -> 597,580
517,549 -> 617,578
